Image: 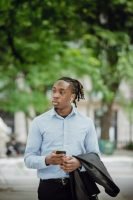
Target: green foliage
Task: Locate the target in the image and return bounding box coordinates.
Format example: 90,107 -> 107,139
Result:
124,142 -> 133,150
0,0 -> 133,119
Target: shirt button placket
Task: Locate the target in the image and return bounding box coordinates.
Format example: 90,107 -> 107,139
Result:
63,118 -> 67,151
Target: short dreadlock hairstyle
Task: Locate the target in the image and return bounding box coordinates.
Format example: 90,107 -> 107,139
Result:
58,77 -> 84,107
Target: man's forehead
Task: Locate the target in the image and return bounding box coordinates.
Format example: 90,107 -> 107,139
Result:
53,80 -> 71,89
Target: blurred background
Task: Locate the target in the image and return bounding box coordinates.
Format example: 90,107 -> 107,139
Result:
0,0 -> 133,200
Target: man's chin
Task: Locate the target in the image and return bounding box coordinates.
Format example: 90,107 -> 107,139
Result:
52,103 -> 60,108
53,105 -> 58,108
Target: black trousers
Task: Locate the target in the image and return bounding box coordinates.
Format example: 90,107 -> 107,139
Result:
38,179 -> 73,200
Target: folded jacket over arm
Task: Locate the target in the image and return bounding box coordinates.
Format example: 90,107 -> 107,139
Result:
69,153 -> 120,200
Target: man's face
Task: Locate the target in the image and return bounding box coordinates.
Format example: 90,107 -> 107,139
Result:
51,80 -> 74,109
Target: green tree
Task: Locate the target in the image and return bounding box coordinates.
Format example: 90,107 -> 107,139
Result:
56,0 -> 133,140
72,0 -> 133,140
0,0 -> 72,115
0,0 -> 133,142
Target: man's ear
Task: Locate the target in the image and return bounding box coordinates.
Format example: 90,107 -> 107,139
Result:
70,94 -> 76,102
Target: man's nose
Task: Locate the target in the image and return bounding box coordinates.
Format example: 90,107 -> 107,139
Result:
53,92 -> 60,98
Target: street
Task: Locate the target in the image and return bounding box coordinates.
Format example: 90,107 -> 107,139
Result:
0,150 -> 133,200
99,155 -> 133,200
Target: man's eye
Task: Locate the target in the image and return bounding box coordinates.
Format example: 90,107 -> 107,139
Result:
60,91 -> 65,95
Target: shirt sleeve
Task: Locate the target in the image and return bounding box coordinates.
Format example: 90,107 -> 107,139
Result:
84,118 -> 100,155
24,118 -> 48,169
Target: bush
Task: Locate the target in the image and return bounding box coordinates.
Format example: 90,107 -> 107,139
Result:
124,142 -> 133,150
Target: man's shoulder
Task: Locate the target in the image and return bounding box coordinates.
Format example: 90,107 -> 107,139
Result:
76,111 -> 92,122
34,109 -> 53,122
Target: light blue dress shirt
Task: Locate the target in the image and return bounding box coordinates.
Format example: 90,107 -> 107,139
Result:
24,106 -> 100,179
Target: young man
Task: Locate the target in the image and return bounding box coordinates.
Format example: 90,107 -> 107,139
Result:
24,77 -> 100,200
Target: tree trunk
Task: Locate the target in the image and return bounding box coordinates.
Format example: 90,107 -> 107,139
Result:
100,104 -> 113,140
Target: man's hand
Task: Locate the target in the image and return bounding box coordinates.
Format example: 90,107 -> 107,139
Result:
60,156 -> 81,172
45,151 -> 65,165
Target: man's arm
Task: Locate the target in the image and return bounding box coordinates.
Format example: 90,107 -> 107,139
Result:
85,118 -> 100,155
24,119 -> 48,169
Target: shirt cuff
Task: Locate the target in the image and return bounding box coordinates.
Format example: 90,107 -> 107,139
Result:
39,155 -> 50,169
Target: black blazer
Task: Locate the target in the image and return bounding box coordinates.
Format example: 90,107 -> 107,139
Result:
69,153 -> 120,200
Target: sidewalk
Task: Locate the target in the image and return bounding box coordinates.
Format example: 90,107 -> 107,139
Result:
0,149 -> 133,200
101,149 -> 133,163
99,149 -> 133,200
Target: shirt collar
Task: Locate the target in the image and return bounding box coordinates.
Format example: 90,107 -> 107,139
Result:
50,104 -> 77,118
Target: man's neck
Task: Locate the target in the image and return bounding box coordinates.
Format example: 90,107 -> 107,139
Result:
55,106 -> 73,117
